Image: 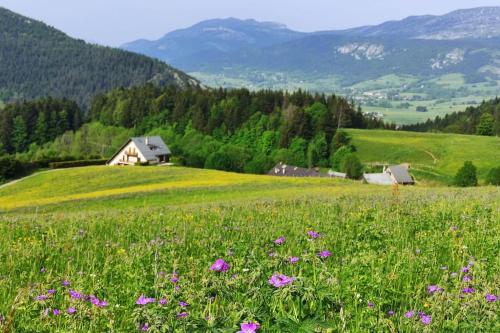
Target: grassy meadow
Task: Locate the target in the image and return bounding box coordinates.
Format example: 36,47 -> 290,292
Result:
0,166 -> 499,332
347,129 -> 500,185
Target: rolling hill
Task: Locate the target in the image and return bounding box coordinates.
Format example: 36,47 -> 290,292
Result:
0,7 -> 197,108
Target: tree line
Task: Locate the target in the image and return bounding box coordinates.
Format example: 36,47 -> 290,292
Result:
402,98 -> 500,136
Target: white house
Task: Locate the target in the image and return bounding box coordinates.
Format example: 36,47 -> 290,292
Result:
107,136 -> 171,166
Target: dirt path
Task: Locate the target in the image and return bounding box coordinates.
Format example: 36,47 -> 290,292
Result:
423,150 -> 438,165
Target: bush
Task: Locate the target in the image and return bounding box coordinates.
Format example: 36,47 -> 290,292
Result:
486,167 -> 500,185
49,159 -> 108,169
205,145 -> 251,173
341,154 -> 364,180
330,146 -> 355,171
244,153 -> 274,174
454,161 -> 478,187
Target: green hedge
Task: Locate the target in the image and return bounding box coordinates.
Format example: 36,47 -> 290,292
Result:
49,159 -> 108,169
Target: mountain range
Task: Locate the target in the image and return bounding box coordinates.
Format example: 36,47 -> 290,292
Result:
0,7 -> 197,108
122,7 -> 500,87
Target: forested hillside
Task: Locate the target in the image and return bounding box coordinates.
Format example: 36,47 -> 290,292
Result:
2,86 -> 389,179
403,98 -> 500,135
0,98 -> 82,154
0,7 -> 197,108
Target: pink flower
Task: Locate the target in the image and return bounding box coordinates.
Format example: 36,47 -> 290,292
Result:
136,295 -> 155,305
238,322 -> 260,333
289,257 -> 299,264
210,259 -> 230,272
318,250 -> 331,258
307,230 -> 320,239
268,274 -> 295,288
274,236 -> 285,245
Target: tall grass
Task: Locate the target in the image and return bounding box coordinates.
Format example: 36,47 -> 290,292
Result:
0,188 -> 498,332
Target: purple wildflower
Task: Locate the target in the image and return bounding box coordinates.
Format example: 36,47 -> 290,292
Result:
289,257 -> 299,264
404,310 -> 415,318
62,280 -> 70,287
141,323 -> 150,331
274,236 -> 285,245
52,309 -> 60,316
67,307 -> 77,315
485,294 -> 497,302
179,301 -> 188,307
170,276 -> 179,283
89,296 -> 108,307
69,290 -> 83,299
421,315 -> 432,325
35,294 -> 48,301
43,308 -> 49,317
210,259 -> 230,272
176,312 -> 188,319
461,266 -> 469,273
268,274 -> 295,288
307,230 -> 320,239
427,285 -> 443,294
387,310 -> 395,316
318,250 -> 332,258
158,298 -> 168,305
47,289 -> 56,295
268,251 -> 276,257
238,322 -> 261,333
462,275 -> 472,282
462,287 -> 475,294
367,301 -> 374,308
158,271 -> 165,276
136,295 -> 155,305
40,267 -> 46,273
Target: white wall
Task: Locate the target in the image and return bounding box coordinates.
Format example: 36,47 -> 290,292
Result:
107,141 -> 149,166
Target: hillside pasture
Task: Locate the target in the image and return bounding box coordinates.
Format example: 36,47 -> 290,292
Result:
0,166 -> 498,332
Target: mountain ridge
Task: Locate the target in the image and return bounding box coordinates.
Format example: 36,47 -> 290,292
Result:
0,7 -> 198,108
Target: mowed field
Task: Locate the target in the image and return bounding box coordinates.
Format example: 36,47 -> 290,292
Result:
0,166 -> 498,332
347,129 -> 500,185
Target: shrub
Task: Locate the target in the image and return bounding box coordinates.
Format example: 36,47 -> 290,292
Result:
341,154 -> 364,179
244,153 -> 274,174
454,161 -> 478,187
330,146 -> 355,171
486,167 -> 500,185
49,159 -> 107,169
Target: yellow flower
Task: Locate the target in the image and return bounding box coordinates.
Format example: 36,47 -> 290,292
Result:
424,303 -> 430,308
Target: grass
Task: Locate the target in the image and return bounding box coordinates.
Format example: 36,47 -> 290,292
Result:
0,165 -> 498,332
347,129 -> 500,185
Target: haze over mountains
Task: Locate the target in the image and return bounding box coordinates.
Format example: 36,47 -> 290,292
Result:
122,7 -> 500,87
0,7 -> 197,108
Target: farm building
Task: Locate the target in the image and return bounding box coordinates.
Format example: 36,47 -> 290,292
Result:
268,163 -> 327,178
107,136 -> 171,166
363,164 -> 415,185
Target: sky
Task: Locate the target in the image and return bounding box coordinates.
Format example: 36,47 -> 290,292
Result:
0,0 -> 498,46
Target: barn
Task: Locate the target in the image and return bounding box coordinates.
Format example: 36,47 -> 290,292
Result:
107,136 -> 171,166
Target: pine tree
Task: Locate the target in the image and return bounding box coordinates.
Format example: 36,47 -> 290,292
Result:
34,111 -> 48,144
476,113 -> 494,136
11,115 -> 28,152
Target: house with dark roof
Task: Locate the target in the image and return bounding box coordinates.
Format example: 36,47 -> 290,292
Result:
363,164 -> 414,185
268,163 -> 327,178
107,136 -> 171,166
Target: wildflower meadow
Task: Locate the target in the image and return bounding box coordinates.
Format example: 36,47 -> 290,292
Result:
0,168 -> 498,332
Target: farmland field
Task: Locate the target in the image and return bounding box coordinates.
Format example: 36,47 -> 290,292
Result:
347,129 -> 500,185
0,167 -> 498,332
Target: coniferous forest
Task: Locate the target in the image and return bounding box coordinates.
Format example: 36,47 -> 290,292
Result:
0,85 -> 392,180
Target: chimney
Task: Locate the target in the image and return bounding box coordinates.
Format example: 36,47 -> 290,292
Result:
145,137 -> 149,145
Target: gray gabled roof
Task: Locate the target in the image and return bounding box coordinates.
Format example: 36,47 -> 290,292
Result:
387,165 -> 414,184
363,173 -> 394,185
107,136 -> 171,164
131,136 -> 171,161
